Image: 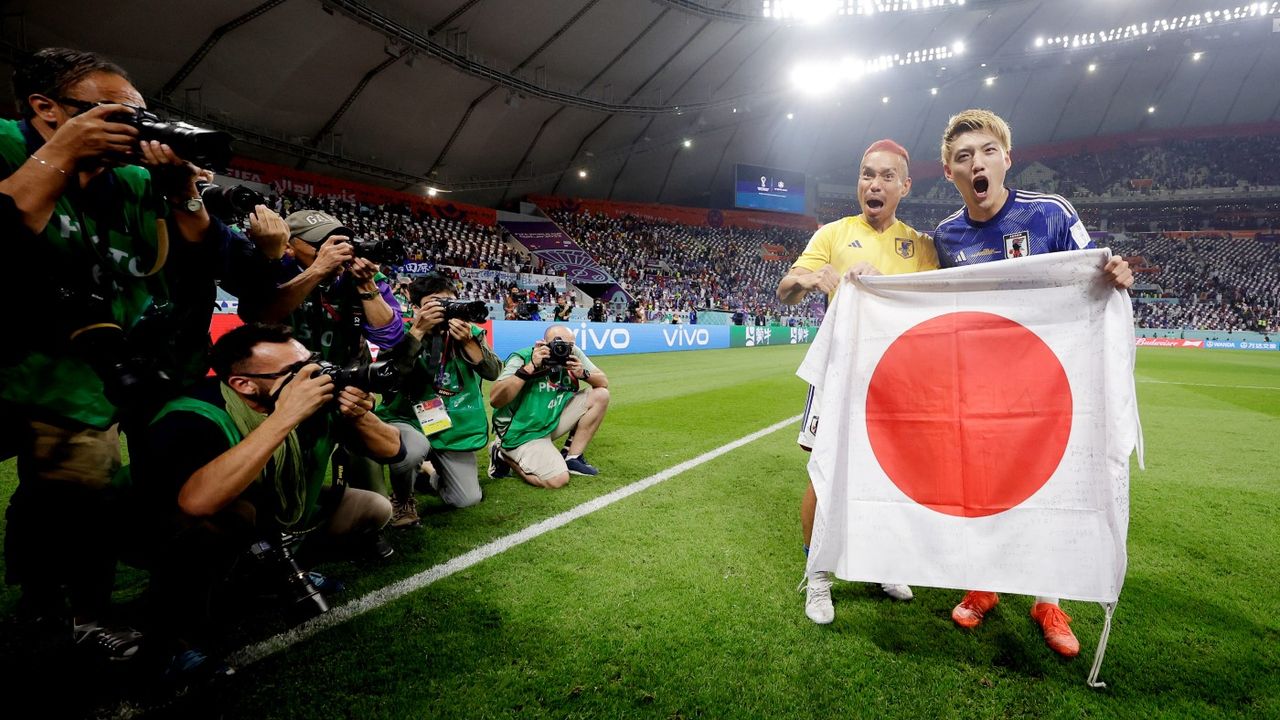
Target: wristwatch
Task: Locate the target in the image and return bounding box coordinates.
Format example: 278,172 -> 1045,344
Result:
173,195 -> 204,213
580,368 -> 591,381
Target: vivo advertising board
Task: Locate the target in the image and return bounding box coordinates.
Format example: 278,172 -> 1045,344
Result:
489,321 -> 729,359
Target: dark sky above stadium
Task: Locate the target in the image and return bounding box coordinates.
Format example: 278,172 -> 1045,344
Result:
7,0 -> 1279,206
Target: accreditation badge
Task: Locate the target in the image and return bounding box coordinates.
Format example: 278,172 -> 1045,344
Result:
413,398 -> 453,436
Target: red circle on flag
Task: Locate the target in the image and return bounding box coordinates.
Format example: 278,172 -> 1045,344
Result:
865,311 -> 1072,517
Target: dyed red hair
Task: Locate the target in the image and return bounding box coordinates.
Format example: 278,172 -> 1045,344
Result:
863,138 -> 910,166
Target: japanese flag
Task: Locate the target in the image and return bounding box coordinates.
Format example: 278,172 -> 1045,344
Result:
800,249 -> 1142,603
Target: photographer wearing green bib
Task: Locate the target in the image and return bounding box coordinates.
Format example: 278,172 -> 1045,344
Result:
376,273 -> 501,526
488,325 -> 611,489
0,47 -> 238,661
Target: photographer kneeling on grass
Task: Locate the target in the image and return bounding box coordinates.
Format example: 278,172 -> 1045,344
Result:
375,273 -> 502,527
131,323 -> 403,679
488,325 -> 610,489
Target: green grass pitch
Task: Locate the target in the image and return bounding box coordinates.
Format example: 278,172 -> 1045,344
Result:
0,345 -> 1276,718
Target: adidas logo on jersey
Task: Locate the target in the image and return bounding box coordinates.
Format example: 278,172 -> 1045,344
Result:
954,250 -> 967,263
848,240 -> 863,248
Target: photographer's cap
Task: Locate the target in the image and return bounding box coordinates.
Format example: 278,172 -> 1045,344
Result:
285,211 -> 352,245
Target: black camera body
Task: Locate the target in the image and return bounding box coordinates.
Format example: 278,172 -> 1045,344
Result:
198,181 -> 271,222
347,236 -> 406,266
313,358 -> 400,395
55,286 -> 177,411
111,106 -> 233,169
440,299 -> 489,324
544,337 -> 573,368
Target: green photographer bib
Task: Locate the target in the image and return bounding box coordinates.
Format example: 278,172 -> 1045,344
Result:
491,348 -> 579,450
0,119 -> 169,429
377,324 -> 490,452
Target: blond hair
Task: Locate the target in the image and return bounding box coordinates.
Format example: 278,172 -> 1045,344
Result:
941,109 -> 1012,164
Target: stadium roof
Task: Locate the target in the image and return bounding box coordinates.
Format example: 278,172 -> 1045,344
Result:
7,0 -> 1280,207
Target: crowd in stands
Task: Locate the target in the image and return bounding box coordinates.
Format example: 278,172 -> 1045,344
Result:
1111,233 -> 1280,333
911,134 -> 1280,202
276,191 -> 523,272
547,210 -> 821,324
274,188 -> 1277,333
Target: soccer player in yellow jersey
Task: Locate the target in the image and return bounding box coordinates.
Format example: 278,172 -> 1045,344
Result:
777,139 -> 938,624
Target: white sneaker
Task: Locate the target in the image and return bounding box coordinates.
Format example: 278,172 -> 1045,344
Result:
880,583 -> 914,601
800,571 -> 835,624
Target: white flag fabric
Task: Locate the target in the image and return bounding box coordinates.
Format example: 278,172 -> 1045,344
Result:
800,249 -> 1141,603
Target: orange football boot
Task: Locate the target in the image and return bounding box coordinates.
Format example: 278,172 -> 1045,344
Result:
951,591 -> 999,628
1030,602 -> 1080,658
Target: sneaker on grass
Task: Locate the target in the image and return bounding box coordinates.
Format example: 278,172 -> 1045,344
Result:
880,583 -> 914,601
564,454 -> 598,476
73,621 -> 143,662
488,441 -> 510,479
390,495 -> 420,528
799,571 -> 834,625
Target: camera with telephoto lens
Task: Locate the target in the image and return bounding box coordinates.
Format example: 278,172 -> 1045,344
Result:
312,359 -> 400,394
544,337 -> 573,368
110,105 -> 233,169
440,299 -> 489,324
197,181 -> 270,222
346,236 -> 406,266
245,538 -> 329,619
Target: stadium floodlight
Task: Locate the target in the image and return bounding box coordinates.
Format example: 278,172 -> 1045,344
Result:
1040,3 -> 1280,50
732,107 -> 739,113
1193,51 -> 1204,60
788,42 -> 958,95
1147,105 -> 1156,113
882,95 -> 890,103
787,112 -> 795,119
682,138 -> 693,148
426,187 -> 438,197
790,62 -> 838,95
930,87 -> 939,95
1088,63 -> 1098,72
984,76 -> 996,86
1035,36 -> 1045,47
952,40 -> 966,54
578,169 -> 588,178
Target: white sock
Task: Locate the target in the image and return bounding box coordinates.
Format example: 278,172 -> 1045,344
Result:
566,454 -> 580,461
1034,596 -> 1059,606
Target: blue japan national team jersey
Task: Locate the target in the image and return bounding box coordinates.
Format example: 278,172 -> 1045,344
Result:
933,188 -> 1096,268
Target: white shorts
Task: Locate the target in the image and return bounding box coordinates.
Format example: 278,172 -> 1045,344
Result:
797,384 -> 821,451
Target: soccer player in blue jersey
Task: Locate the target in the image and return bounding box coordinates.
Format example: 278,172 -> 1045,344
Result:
933,109 -> 1133,658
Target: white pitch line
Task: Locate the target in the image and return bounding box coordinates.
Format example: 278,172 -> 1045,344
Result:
227,413 -> 803,668
1136,379 -> 1280,391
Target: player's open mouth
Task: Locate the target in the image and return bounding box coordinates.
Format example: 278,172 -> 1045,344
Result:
866,197 -> 885,210
973,176 -> 990,198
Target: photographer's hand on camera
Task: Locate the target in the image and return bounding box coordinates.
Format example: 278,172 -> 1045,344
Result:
409,299 -> 446,341
448,319 -> 486,364
335,386 -> 375,420
247,204 -> 289,261
308,236 -> 355,280
349,257 -> 395,327
528,341 -> 551,373
2,103 -> 138,232
270,363 -> 334,430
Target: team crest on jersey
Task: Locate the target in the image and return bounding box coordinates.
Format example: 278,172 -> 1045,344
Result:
895,238 -> 915,259
1004,231 -> 1030,258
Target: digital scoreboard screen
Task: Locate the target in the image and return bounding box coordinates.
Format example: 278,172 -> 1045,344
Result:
734,164 -> 806,214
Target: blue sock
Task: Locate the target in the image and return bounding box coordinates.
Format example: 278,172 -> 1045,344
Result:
802,544 -> 810,557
